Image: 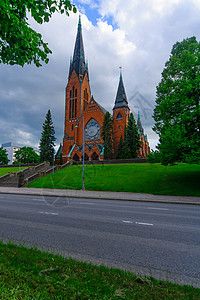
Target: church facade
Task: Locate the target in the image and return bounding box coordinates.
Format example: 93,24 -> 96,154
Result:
56,16 -> 150,164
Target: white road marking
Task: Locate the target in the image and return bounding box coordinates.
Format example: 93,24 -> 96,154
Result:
39,211 -> 58,215
32,198 -> 44,201
79,202 -> 95,205
135,222 -> 153,226
147,207 -> 169,211
123,220 -> 133,224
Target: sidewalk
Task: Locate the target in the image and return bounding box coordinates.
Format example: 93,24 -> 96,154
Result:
0,187 -> 200,205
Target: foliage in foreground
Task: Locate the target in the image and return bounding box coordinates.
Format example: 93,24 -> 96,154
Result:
28,163 -> 200,196
0,0 -> 76,67
101,111 -> 114,159
153,36 -> 200,165
0,147 -> 9,165
0,241 -> 199,299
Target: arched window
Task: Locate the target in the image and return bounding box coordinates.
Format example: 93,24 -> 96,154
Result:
83,88 -> 88,111
91,152 -> 99,161
85,118 -> 100,141
69,86 -> 77,119
72,153 -> 80,161
81,153 -> 89,161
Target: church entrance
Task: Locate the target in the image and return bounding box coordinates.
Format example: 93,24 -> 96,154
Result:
72,153 -> 80,161
81,153 -> 89,161
91,152 -> 99,161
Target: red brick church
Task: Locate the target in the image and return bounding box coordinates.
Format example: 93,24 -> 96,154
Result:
56,16 -> 150,164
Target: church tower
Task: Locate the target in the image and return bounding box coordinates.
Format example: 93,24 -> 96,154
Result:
62,15 -> 91,162
113,68 -> 130,156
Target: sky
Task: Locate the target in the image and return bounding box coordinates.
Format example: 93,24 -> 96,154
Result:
1,0 -> 200,151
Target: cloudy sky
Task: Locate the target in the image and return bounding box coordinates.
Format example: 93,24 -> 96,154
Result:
1,0 -> 200,151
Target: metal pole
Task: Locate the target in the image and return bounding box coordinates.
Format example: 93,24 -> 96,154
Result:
82,116 -> 85,190
19,154 -> 20,172
52,152 -> 54,174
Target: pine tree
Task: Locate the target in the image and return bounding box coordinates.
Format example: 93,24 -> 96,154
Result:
127,113 -> 140,158
122,125 -> 131,159
39,109 -> 56,164
117,136 -> 124,159
101,112 -> 114,160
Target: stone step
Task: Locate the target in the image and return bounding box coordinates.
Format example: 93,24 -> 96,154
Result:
0,163 -> 53,187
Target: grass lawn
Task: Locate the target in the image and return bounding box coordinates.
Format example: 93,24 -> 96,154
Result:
0,167 -> 26,177
0,241 -> 199,299
28,163 -> 200,196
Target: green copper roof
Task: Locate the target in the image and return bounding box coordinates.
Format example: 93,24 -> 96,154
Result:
113,68 -> 129,109
69,15 -> 88,79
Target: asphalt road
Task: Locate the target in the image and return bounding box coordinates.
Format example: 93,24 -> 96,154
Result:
0,193 -> 199,287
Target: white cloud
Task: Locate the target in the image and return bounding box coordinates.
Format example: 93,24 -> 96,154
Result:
1,1 -> 200,151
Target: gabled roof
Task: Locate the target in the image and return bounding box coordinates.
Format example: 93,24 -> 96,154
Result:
82,96 -> 107,116
95,100 -> 107,115
113,68 -> 129,109
69,15 -> 88,79
55,144 -> 63,159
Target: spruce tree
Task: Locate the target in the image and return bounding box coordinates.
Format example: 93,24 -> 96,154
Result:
122,125 -> 131,159
127,113 -> 140,158
101,112 -> 114,160
39,109 -> 56,164
117,136 -> 124,159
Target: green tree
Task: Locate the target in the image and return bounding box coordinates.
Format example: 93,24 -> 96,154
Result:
117,136 -> 124,159
153,37 -> 200,165
147,150 -> 161,164
0,147 -> 9,165
121,125 -> 131,159
101,112 -> 114,160
39,109 -> 56,163
14,147 -> 40,164
127,113 -> 140,158
0,0 -> 76,67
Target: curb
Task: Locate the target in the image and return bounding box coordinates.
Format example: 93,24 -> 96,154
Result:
0,188 -> 199,205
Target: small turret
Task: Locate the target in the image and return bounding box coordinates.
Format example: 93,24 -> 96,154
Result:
113,67 -> 130,156
113,67 -> 129,109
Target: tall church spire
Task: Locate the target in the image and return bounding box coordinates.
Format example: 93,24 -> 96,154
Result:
69,15 -> 88,79
113,67 -> 129,109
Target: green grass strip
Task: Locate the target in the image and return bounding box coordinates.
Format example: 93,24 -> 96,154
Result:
0,167 -> 26,177
0,241 -> 199,299
28,163 -> 200,196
